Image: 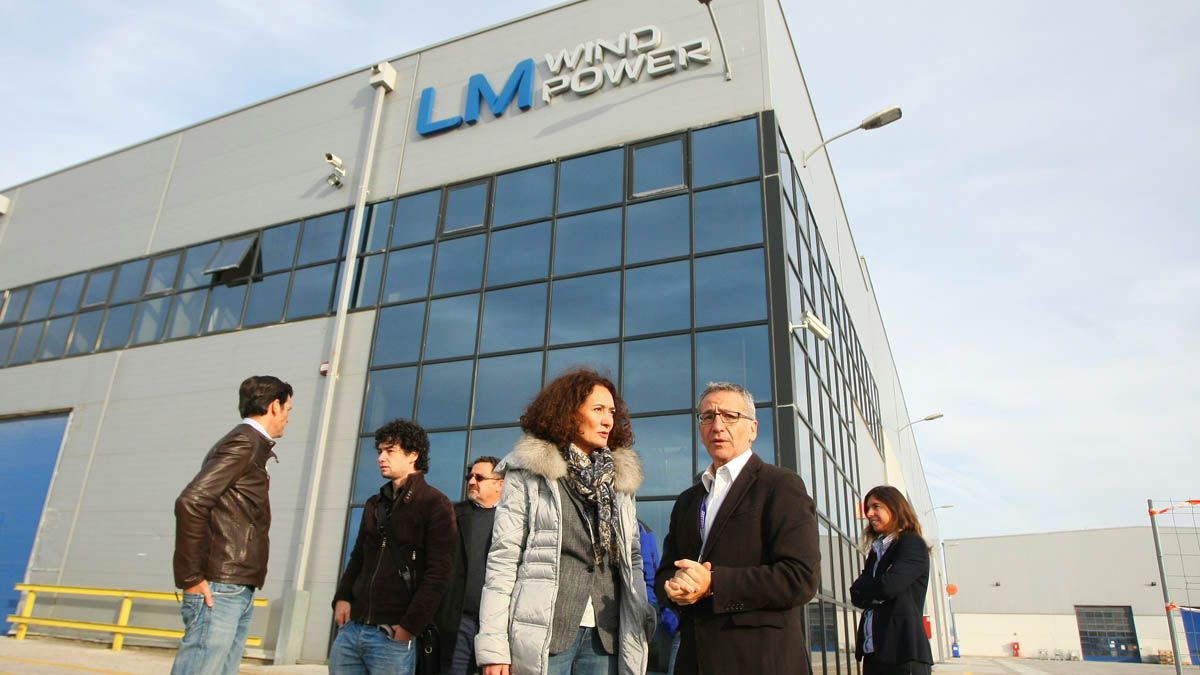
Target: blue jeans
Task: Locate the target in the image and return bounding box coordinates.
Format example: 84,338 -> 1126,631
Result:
329,620 -> 417,675
447,614 -> 480,675
667,632 -> 680,675
547,627 -> 616,675
170,581 -> 255,675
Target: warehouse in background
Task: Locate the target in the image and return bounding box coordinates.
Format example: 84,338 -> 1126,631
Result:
0,0 -> 946,667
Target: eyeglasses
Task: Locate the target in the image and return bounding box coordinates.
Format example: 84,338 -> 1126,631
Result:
696,410 -> 755,426
465,472 -> 501,483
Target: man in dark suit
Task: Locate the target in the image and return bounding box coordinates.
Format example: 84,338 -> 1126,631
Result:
172,375 -> 294,675
656,381 -> 821,674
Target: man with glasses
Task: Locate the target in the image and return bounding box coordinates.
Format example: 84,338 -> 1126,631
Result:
655,381 -> 821,674
330,419 -> 456,674
436,456 -> 504,675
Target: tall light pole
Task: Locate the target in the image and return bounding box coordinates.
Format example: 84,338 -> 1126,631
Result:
899,412 -> 944,433
923,504 -> 953,661
802,106 -> 902,166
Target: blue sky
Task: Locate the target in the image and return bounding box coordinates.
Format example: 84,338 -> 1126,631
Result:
2,1 -> 1197,539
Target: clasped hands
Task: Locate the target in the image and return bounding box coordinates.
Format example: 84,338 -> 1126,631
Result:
664,559 -> 712,606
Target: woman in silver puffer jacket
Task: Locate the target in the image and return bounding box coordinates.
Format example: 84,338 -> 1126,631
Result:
476,368 -> 656,675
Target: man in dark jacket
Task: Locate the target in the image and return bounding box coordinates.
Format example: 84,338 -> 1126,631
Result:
171,375 -> 294,675
435,456 -> 504,675
656,381 -> 821,675
331,418 -> 457,675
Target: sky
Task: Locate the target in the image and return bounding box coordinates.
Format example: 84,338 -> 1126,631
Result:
2,1 -> 1197,540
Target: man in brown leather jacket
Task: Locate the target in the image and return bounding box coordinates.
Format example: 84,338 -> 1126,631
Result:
330,418 -> 456,675
171,375 -> 293,675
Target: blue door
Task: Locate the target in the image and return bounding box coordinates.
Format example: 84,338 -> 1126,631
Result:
0,413 -> 69,627
1183,607 -> 1200,666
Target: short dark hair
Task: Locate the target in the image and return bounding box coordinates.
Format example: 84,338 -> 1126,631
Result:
375,419 -> 431,472
519,368 -> 633,449
470,456 -> 502,472
238,375 -> 293,418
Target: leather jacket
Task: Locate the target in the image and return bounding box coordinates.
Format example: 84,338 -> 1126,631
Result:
173,423 -> 276,589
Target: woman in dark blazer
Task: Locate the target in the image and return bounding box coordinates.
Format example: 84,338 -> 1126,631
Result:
850,486 -> 934,675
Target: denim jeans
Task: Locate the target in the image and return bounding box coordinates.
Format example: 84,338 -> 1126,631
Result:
170,581 -> 255,675
446,614 -> 480,675
667,631 -> 680,675
329,620 -> 417,675
547,627 -> 616,675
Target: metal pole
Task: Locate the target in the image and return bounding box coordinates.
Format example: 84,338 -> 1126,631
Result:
1149,499 -> 1184,675
274,64 -> 395,665
704,3 -> 733,81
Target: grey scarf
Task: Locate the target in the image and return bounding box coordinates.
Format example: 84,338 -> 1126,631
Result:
563,444 -> 618,564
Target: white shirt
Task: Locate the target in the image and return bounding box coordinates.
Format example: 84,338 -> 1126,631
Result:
699,448 -> 754,551
241,417 -> 273,441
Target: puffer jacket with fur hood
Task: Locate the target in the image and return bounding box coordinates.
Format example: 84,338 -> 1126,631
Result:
475,435 -> 656,675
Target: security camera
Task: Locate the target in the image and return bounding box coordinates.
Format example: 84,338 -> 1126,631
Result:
324,153 -> 344,171
790,311 -> 832,342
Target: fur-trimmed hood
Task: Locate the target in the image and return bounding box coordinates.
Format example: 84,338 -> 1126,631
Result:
497,435 -> 644,495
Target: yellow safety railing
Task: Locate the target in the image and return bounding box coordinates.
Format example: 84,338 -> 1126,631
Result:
6,583 -> 269,652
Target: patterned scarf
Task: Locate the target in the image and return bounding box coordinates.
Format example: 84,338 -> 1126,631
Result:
563,444 -> 618,564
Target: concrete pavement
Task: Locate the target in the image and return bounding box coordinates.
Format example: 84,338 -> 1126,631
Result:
0,635 -> 325,674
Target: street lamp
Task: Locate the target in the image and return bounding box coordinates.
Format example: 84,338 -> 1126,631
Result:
924,504 -> 954,516
801,106 -> 902,166
898,411 -> 944,432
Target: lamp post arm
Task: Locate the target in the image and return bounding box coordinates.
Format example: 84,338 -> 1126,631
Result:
802,125 -> 858,166
704,3 -> 733,81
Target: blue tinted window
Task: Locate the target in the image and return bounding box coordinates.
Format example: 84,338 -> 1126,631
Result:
481,284 -> 546,353
23,281 -> 57,321
626,194 -> 689,264
487,221 -> 550,286
243,273 -> 289,327
427,431 -> 468,499
443,181 -> 489,232
424,294 -> 479,360
382,245 -> 433,304
146,254 -> 180,295
297,211 -> 346,265
50,274 -> 85,316
205,283 -> 246,333
547,343 -> 619,383
38,317 -> 72,360
624,261 -> 689,336
1,288 -> 29,325
470,426 -> 523,460
549,272 -> 619,345
494,164 -> 554,226
286,263 -> 338,320
558,149 -> 623,213
373,302 -> 425,366
417,360 -> 474,428
474,351 -> 543,425
179,242 -> 220,289
111,259 -> 149,304
82,269 -> 115,308
353,254 -> 385,309
342,508 -> 364,566
392,191 -> 440,247
635,499 -> 673,555
554,207 -> 621,276
352,437 -> 384,503
8,322 -> 43,365
0,327 -> 14,364
131,297 -> 170,345
67,310 -> 103,355
694,249 -> 766,327
694,181 -> 763,252
632,414 -> 694,496
632,139 -> 685,196
363,201 -> 394,253
362,367 -> 417,433
261,222 -> 300,272
696,325 -> 772,404
622,334 -> 691,413
692,118 -> 760,187
166,289 -> 207,339
432,235 -> 486,295
98,305 -> 135,351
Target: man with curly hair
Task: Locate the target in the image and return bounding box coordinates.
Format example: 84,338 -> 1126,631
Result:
330,418 -> 457,674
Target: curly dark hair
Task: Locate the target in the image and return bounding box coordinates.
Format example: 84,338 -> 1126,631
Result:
519,368 -> 633,449
374,418 -> 431,472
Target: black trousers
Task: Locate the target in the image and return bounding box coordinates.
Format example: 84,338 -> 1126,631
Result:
862,653 -> 932,675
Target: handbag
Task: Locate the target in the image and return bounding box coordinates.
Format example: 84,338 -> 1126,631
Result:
415,624 -> 441,675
